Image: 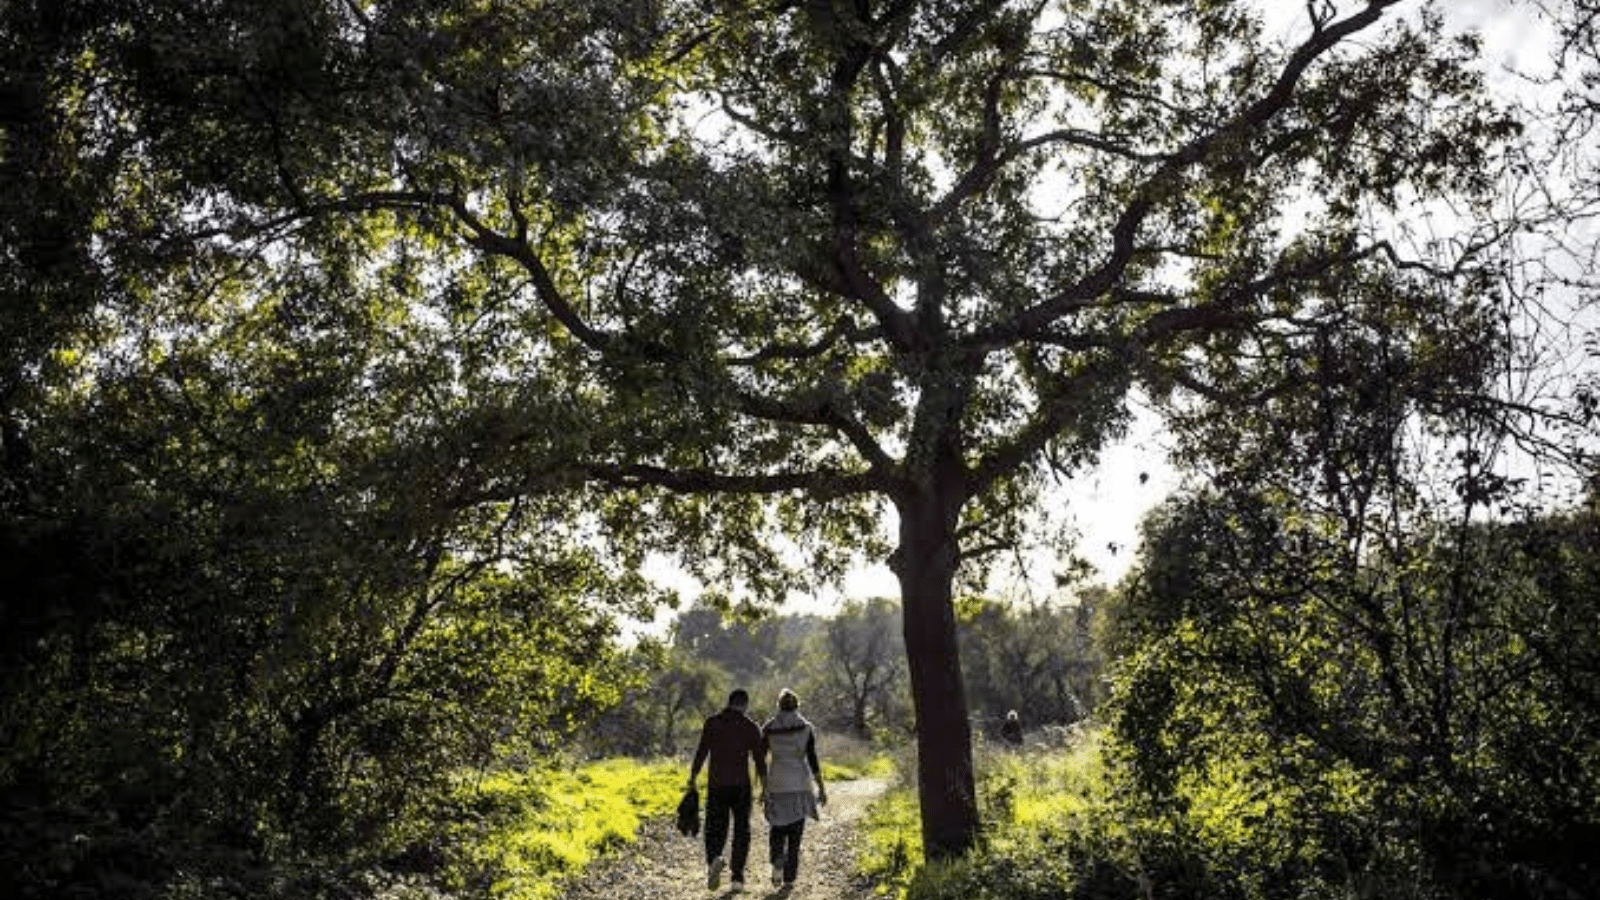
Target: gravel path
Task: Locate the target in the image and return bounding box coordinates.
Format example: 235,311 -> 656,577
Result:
560,778 -> 890,900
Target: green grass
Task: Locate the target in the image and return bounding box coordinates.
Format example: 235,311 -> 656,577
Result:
823,755 -> 896,782
987,737 -> 1108,829
859,780 -> 923,895
822,732 -> 898,782
446,757 -> 684,900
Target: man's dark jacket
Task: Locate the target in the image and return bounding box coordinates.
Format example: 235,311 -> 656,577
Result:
691,707 -> 766,787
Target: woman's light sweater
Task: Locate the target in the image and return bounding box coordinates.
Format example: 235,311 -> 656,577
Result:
762,709 -> 821,826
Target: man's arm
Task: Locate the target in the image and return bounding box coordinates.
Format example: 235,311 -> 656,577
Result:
688,719 -> 711,787
750,721 -> 768,786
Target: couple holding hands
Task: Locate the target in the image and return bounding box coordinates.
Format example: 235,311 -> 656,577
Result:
687,688 -> 827,892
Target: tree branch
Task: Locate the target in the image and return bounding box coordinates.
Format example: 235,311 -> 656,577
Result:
973,0 -> 1404,345
968,353 -> 1129,494
1013,127 -> 1165,163
440,194 -> 622,354
583,461 -> 886,500
723,315 -> 880,366
727,387 -> 900,476
928,53 -> 1014,223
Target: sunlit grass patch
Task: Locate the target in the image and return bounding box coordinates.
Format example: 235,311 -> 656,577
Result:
859,782 -> 923,896
821,731 -> 898,782
447,757 -> 682,900
979,736 -> 1108,830
823,751 -> 896,783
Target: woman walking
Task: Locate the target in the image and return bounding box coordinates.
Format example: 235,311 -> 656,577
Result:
760,689 -> 826,890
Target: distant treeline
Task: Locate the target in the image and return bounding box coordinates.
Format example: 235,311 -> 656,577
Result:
587,591 -> 1108,757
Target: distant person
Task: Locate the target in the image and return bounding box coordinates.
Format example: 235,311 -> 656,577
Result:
759,689 -> 827,890
1000,709 -> 1023,746
689,689 -> 767,891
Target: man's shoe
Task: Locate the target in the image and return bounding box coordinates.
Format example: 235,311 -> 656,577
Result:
771,868 -> 783,887
730,878 -> 744,891
707,856 -> 724,890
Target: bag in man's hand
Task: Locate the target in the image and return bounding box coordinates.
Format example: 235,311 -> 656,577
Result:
676,788 -> 700,837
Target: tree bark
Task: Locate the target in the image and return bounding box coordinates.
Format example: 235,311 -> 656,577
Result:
894,477 -> 979,859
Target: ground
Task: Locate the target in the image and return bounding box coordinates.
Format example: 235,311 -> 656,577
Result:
560,778 -> 889,900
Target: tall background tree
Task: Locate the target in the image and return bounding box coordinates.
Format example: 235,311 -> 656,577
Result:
815,596 -> 909,739
959,592 -> 1104,731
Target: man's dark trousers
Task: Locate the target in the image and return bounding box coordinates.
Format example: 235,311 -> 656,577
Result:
704,784 -> 753,878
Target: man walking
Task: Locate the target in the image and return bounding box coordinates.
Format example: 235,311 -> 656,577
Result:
689,689 -> 766,891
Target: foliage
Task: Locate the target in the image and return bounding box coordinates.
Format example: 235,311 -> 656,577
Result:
1102,486 -> 1600,899
0,3 -> 658,889
671,603 -> 825,690
0,419 -> 645,896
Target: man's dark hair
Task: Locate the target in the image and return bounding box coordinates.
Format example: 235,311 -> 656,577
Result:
728,689 -> 749,708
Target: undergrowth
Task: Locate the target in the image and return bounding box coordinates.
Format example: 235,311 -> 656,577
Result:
858,732 -> 1142,900
856,728 -> 1447,900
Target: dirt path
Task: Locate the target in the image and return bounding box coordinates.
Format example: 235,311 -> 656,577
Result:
560,778 -> 890,900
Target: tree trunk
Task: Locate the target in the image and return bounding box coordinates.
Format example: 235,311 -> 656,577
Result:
894,479 -> 979,859
660,700 -> 680,756
852,693 -> 870,739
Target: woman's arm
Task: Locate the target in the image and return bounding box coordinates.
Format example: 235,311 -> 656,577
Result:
806,730 -> 826,803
